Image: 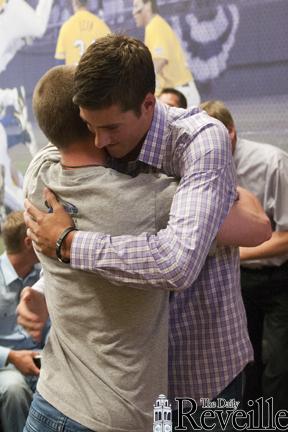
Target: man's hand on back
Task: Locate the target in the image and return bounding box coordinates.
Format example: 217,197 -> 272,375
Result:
24,188 -> 76,259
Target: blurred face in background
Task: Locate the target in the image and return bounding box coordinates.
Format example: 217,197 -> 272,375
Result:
159,92 -> 181,108
133,0 -> 149,27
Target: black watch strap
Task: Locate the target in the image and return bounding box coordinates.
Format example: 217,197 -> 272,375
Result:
55,226 -> 78,263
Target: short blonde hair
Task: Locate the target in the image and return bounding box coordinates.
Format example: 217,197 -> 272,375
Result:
33,65 -> 91,149
1,211 -> 27,254
200,100 -> 235,130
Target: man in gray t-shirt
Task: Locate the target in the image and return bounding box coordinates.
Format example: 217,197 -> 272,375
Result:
25,144 -> 176,432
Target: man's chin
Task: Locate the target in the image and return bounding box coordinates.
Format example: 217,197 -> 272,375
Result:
106,147 -> 126,159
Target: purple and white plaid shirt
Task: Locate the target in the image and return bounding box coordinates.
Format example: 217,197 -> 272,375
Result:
71,101 -> 253,401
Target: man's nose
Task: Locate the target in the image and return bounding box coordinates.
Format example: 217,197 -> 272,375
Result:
94,131 -> 111,149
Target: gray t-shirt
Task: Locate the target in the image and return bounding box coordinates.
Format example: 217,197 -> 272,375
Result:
24,144 -> 177,432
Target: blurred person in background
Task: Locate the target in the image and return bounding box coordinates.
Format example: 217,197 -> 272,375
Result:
0,0 -> 54,75
133,0 -> 200,106
0,87 -> 37,157
0,211 -> 47,432
55,0 -> 111,66
0,120 -> 24,212
0,0 -> 54,157
159,87 -> 187,108
201,99 -> 288,412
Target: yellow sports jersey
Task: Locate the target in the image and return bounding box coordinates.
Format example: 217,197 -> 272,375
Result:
55,10 -> 111,65
145,14 -> 193,94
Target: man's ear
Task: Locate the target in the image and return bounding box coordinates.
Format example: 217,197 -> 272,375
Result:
228,125 -> 237,154
142,92 -> 156,113
24,236 -> 33,250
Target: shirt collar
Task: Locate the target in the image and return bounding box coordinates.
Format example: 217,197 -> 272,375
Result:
137,100 -> 168,169
0,252 -> 39,286
0,252 -> 19,286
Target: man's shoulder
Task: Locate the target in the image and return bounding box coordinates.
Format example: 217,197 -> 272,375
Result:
87,12 -> 108,26
169,108 -> 222,131
143,102 -> 231,173
24,144 -> 60,196
238,138 -> 288,163
167,108 -> 228,150
146,14 -> 169,37
59,18 -> 69,32
25,143 -> 60,173
150,14 -> 170,29
59,14 -> 75,32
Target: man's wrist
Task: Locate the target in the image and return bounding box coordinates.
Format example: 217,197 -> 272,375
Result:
55,227 -> 78,263
61,230 -> 76,260
7,350 -> 15,365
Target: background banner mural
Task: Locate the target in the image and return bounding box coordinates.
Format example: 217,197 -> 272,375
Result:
0,0 -> 287,179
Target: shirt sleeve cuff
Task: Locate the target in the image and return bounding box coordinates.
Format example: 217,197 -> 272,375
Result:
70,230 -> 100,270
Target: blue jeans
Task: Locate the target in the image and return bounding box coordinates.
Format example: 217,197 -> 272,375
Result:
23,392 -> 94,432
0,367 -> 34,432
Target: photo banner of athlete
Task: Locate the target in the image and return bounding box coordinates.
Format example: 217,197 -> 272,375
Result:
1,1 -> 287,98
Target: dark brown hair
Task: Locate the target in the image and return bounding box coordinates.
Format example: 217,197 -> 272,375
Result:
73,34 -> 155,114
160,87 -> 188,109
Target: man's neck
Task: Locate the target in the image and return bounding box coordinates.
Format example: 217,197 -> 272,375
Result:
118,139 -> 145,163
76,6 -> 86,12
60,141 -> 107,168
8,253 -> 36,280
145,11 -> 156,26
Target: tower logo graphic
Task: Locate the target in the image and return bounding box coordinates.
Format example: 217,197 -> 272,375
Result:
153,394 -> 172,432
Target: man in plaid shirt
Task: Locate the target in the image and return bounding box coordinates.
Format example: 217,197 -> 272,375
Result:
25,35 -> 271,430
